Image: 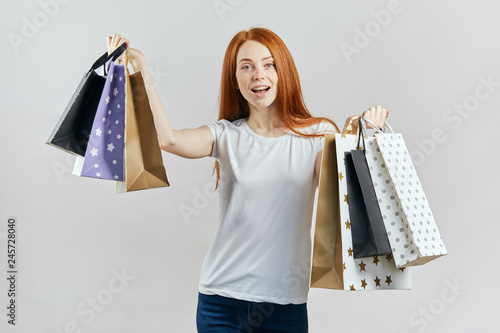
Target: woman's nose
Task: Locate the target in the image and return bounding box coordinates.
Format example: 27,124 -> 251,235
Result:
253,67 -> 264,80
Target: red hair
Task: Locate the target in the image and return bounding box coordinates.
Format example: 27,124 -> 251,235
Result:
214,27 -> 339,188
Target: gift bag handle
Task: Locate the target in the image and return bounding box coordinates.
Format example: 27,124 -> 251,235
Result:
357,116 -> 394,149
361,115 -> 394,134
88,42 -> 128,74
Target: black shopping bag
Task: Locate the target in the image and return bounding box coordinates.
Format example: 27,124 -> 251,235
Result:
345,149 -> 392,258
46,43 -> 127,156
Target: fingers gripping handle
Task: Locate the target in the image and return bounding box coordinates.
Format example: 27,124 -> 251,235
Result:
356,116 -> 394,150
361,115 -> 394,134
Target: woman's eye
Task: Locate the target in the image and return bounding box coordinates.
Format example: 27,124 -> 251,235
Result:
242,65 -> 252,70
266,63 -> 275,68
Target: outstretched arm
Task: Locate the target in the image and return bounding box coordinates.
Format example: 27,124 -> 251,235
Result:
107,34 -> 214,159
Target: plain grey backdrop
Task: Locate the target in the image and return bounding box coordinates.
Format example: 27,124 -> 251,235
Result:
1,0 -> 499,332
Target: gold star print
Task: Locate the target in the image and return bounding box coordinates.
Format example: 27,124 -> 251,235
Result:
372,256 -> 380,266
343,262 -> 346,271
374,276 -> 381,287
345,220 -> 351,229
344,194 -> 348,203
386,254 -> 393,262
361,279 -> 368,289
399,267 -> 406,273
347,247 -> 353,257
341,133 -> 347,138
385,275 -> 392,286
349,285 -> 356,291
358,260 -> 366,272
339,172 -> 344,181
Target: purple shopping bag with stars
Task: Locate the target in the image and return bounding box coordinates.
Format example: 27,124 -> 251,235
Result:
73,60 -> 125,181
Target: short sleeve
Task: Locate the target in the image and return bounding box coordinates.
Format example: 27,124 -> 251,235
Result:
205,121 -> 226,159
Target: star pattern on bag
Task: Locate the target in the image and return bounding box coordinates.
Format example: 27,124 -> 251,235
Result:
358,260 -> 366,272
80,61 -> 125,181
385,275 -> 392,286
345,220 -> 350,229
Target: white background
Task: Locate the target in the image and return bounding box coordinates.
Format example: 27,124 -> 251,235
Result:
1,0 -> 499,332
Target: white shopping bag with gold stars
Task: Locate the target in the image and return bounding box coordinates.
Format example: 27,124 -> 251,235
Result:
311,131 -> 411,291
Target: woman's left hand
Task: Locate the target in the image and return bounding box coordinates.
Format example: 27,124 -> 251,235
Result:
363,105 -> 389,129
342,105 -> 390,133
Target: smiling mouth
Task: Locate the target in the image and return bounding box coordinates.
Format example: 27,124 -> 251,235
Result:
251,87 -> 270,96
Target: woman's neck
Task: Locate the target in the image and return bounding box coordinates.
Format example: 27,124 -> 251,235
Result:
246,105 -> 290,137
246,104 -> 284,131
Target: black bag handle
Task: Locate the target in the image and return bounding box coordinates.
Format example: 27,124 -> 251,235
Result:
88,42 -> 128,73
357,117 -> 367,150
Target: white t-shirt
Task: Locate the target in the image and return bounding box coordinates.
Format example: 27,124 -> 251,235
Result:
198,117 -> 337,304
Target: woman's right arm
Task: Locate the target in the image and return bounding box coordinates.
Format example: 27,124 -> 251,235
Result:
107,34 -> 214,159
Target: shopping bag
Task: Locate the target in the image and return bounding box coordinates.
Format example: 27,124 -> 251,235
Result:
46,43 -> 127,156
311,121 -> 411,291
362,116 -> 447,268
73,60 -> 126,181
116,52 -> 170,192
345,149 -> 391,258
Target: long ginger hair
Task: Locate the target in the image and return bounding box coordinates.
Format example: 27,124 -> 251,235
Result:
214,27 -> 339,188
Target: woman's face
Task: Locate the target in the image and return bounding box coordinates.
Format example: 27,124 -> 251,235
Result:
235,40 -> 278,112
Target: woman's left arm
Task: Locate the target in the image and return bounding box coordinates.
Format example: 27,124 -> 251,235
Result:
314,105 -> 390,186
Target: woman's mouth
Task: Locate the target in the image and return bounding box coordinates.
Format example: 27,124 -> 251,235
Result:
251,86 -> 270,97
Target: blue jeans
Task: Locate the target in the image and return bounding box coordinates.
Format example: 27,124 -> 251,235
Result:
196,292 -> 308,333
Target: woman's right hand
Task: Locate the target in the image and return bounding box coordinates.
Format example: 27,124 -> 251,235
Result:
107,34 -> 147,71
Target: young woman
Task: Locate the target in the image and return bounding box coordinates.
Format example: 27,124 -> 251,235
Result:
108,28 -> 388,332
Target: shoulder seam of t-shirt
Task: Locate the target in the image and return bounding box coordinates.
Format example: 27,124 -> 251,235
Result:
294,121 -> 338,136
